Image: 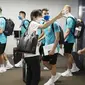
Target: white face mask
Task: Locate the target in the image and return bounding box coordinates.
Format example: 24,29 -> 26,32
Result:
62,10 -> 68,17
36,18 -> 43,23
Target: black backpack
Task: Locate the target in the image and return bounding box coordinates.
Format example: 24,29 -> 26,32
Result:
66,17 -> 84,39
52,23 -> 64,44
0,17 -> 15,36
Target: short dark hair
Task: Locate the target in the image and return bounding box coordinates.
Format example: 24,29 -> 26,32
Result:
42,8 -> 49,12
19,11 -> 26,17
0,7 -> 2,12
30,9 -> 42,20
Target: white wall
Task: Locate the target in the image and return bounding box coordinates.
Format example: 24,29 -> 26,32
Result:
0,0 -> 78,54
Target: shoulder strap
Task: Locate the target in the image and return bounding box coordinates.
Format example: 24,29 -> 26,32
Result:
22,20 -> 30,29
41,21 -> 45,33
23,21 -> 31,36
0,17 -> 7,22
66,17 -> 76,24
52,23 -> 54,33
0,17 -> 7,28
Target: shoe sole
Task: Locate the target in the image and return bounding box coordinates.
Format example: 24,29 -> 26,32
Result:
54,74 -> 61,82
6,67 -> 13,70
61,74 -> 73,77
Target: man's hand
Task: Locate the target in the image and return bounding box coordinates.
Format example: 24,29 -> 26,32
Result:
0,29 -> 3,34
78,50 -> 82,55
57,11 -> 63,19
49,50 -> 55,56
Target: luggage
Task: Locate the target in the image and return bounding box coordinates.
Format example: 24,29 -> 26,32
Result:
83,57 -> 85,70
22,60 -> 27,83
72,52 -> 84,70
13,47 -> 23,64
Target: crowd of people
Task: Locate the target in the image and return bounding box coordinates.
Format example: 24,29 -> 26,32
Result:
0,5 -> 85,85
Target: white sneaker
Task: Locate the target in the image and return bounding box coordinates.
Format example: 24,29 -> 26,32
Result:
44,67 -> 49,70
53,73 -> 61,82
61,69 -> 73,77
6,63 -> 13,70
15,60 -> 23,68
44,78 -> 55,85
0,67 -> 7,73
71,63 -> 80,72
0,67 -> 3,73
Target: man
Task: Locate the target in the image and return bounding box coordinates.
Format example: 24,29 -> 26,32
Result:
0,7 -> 13,73
39,9 -> 62,85
15,11 -> 29,67
38,8 -> 50,70
61,5 -> 79,77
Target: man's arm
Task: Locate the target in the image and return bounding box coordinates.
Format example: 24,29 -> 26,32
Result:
38,11 -> 63,29
49,32 -> 60,55
38,31 -> 44,39
38,34 -> 45,42
78,48 -> 85,55
0,28 -> 3,34
64,28 -> 70,39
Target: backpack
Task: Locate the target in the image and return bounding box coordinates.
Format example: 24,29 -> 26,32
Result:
66,17 -> 84,39
0,17 -> 15,36
52,23 -> 64,44
22,20 -> 30,29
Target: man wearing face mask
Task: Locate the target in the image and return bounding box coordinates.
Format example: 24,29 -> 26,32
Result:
38,8 -> 49,70
39,9 -> 62,85
15,11 -> 29,67
61,5 -> 80,77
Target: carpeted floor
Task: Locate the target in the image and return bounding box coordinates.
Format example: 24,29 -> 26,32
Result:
0,67 -> 85,85
0,55 -> 85,85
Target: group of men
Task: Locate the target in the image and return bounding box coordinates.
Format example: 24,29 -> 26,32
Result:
0,5 -> 85,85
15,5 -> 85,85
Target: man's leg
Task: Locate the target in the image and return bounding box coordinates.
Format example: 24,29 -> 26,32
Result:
64,53 -> 73,69
43,61 -> 52,70
0,54 -> 4,66
0,54 -> 6,73
70,53 -> 80,72
14,52 -> 24,68
44,54 -> 61,85
42,55 -> 52,70
4,53 -> 13,70
61,43 -> 74,77
0,44 -> 5,66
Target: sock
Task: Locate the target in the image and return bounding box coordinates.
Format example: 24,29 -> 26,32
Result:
6,60 -> 10,64
72,63 -> 76,67
67,69 -> 71,72
21,59 -> 24,62
51,75 -> 55,82
1,64 -> 4,67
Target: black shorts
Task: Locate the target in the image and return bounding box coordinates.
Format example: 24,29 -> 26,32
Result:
42,53 -> 58,65
64,42 -> 74,53
0,43 -> 6,55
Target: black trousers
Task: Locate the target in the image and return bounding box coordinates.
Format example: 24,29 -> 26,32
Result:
24,56 -> 40,85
